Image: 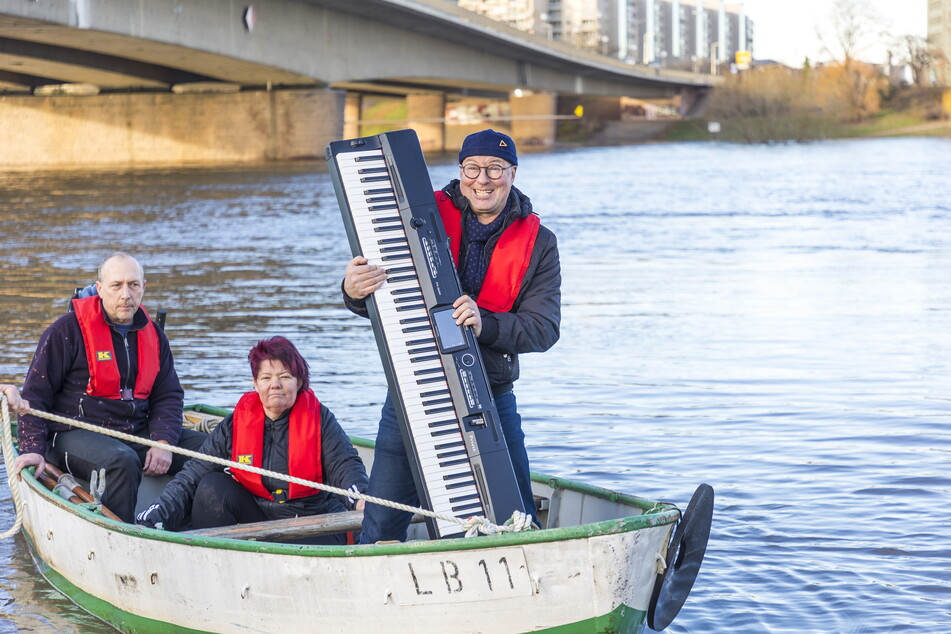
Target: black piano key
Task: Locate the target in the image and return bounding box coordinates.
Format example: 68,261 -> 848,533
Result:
422,396 -> 453,407
428,419 -> 457,428
387,266 -> 415,274
363,187 -> 393,195
380,246 -> 411,254
413,367 -> 443,376
379,237 -> 408,245
396,303 -> 426,312
451,501 -> 484,513
366,196 -> 396,203
406,336 -> 437,344
411,354 -> 440,363
374,225 -> 403,233
394,295 -> 424,303
382,254 -> 413,262
389,274 -> 418,283
449,492 -> 481,503
420,388 -> 451,397
371,216 -> 401,224
434,441 -> 465,450
360,175 -> 390,183
358,166 -> 388,174
416,375 -> 444,383
436,448 -> 468,459
408,345 -> 438,354
354,156 -> 383,163
424,404 -> 455,415
404,326 -> 432,334
446,479 -> 477,490
440,457 -> 471,468
432,427 -> 460,437
368,204 -> 399,211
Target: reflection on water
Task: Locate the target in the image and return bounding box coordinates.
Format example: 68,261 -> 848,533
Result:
2,138 -> 951,632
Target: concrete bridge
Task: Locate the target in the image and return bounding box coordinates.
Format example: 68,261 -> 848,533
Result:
0,0 -> 716,169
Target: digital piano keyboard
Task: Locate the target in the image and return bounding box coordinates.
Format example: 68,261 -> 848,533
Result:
326,129 -> 526,539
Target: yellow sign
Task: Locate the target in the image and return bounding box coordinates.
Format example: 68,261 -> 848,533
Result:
96,351 -> 112,362
735,50 -> 751,70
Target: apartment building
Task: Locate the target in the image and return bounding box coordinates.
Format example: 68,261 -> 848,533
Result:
457,0 -> 753,71
929,0 -> 951,84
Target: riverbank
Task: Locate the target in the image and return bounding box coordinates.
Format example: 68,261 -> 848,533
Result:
654,112 -> 951,143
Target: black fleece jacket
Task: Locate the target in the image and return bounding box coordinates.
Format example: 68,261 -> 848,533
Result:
18,303 -> 184,457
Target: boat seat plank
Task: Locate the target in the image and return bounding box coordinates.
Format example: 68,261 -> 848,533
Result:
182,511 -> 425,542
182,510 -> 365,541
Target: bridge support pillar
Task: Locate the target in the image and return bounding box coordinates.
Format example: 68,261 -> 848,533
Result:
406,93 -> 446,152
0,88 -> 344,169
344,93 -> 363,140
509,91 -> 556,149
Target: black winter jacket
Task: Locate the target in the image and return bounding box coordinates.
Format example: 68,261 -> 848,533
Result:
344,181 -> 561,394
18,303 -> 184,457
151,402 -> 369,530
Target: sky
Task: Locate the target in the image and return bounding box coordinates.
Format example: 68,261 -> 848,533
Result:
740,0 -> 929,66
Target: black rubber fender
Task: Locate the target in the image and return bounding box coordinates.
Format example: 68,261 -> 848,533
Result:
647,483 -> 714,631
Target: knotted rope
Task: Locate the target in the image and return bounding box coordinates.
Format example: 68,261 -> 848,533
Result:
0,394 -> 24,539
1,403 -> 536,539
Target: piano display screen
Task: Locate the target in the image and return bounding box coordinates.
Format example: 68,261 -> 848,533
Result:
431,305 -> 468,353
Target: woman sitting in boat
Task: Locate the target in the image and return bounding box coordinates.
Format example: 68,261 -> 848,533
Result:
135,336 -> 368,544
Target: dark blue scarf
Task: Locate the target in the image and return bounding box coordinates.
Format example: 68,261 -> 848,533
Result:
459,202 -> 511,296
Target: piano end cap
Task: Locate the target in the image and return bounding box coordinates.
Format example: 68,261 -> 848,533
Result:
349,139 -> 367,148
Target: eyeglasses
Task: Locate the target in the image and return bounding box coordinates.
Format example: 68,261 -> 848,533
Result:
461,164 -> 514,180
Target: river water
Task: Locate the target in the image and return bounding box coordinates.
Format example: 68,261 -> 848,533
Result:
1,137 -> 949,633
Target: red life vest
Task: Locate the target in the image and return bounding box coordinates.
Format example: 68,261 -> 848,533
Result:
72,295 -> 160,399
435,191 -> 540,313
230,389 -> 323,501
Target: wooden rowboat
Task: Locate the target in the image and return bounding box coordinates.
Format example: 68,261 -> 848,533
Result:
4,405 -> 713,633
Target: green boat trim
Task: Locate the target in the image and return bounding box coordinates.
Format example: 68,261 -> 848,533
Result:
18,457 -> 680,558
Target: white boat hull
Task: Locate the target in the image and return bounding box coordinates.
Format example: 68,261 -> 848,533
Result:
17,466 -> 677,633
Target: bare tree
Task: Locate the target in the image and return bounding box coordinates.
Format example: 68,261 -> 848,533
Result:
898,35 -> 933,85
817,0 -> 884,66
815,0 -> 887,121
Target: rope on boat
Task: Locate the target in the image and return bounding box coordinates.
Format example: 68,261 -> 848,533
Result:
0,395 -> 24,540
6,405 -> 535,538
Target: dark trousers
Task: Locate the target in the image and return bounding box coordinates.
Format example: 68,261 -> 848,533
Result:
359,389 -> 536,544
192,471 -> 348,545
48,426 -> 207,523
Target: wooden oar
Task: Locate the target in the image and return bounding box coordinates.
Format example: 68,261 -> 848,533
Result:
42,463 -> 122,522
34,470 -> 84,505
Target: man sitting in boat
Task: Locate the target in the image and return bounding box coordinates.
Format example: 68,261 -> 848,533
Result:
135,336 -> 369,545
11,253 -> 208,523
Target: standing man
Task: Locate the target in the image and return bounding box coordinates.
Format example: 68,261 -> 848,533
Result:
12,252 -> 206,522
343,129 -> 561,542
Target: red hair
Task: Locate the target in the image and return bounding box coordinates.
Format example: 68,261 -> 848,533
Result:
248,337 -> 310,393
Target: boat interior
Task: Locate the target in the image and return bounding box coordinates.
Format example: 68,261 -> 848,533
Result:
27,408 -> 655,545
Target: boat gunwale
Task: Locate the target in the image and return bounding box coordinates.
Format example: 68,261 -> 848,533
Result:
11,404 -> 680,558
